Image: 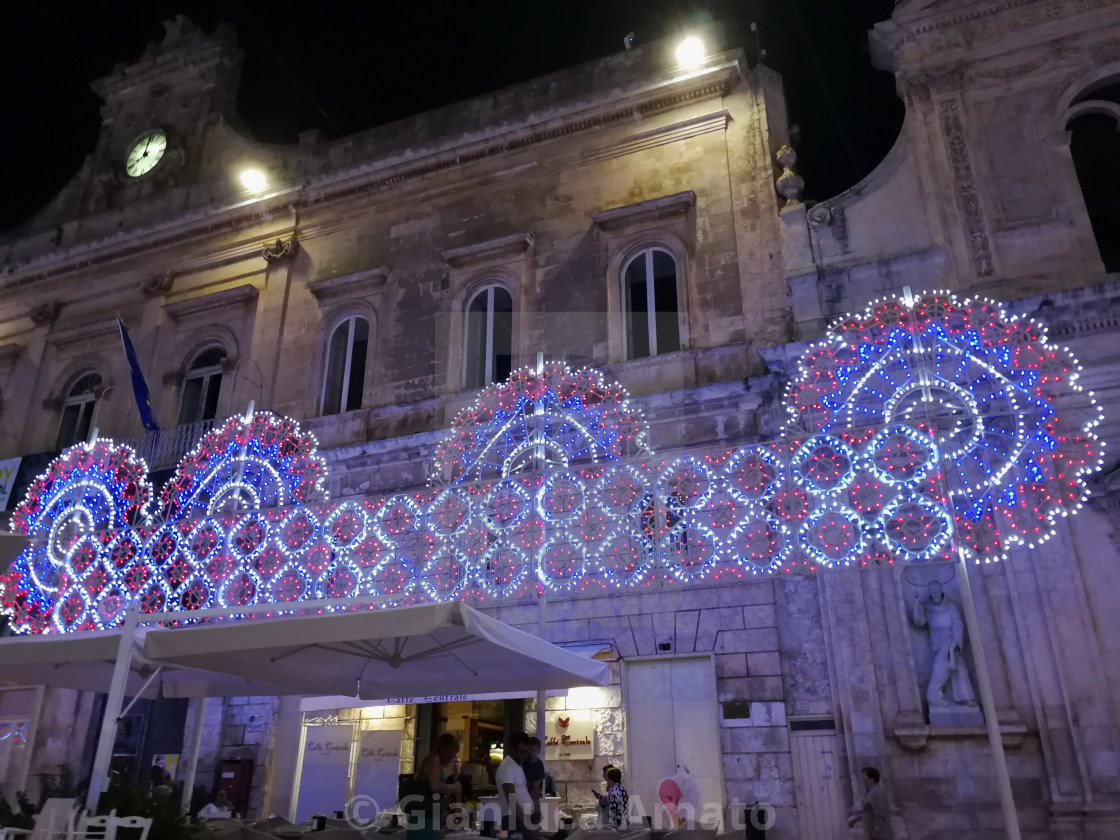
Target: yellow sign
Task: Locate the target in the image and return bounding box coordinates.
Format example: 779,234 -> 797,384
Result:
0,458 -> 21,510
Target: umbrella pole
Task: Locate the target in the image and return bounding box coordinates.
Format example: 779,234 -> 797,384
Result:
86,609 -> 139,812
180,698 -> 206,815
954,553 -> 1022,840
536,592 -> 547,739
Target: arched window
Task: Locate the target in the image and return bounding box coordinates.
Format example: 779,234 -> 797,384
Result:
1067,84 -> 1120,272
56,372 -> 101,448
464,284 -> 513,389
178,346 -> 227,426
321,316 -> 369,415
623,248 -> 680,359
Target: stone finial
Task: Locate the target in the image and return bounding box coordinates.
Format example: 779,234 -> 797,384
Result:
775,145 -> 805,210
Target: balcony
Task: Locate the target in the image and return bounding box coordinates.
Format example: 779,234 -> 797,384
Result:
119,418 -> 215,471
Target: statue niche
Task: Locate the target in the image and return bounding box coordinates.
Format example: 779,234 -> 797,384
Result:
903,564 -> 983,726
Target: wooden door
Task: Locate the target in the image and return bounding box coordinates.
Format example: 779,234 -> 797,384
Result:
790,732 -> 845,840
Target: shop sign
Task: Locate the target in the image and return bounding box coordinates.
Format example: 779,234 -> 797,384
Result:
353,729 -> 401,811
300,689 -> 566,712
544,714 -> 593,760
295,724 -> 351,822
0,457 -> 22,510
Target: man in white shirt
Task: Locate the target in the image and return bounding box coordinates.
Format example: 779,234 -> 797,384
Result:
197,789 -> 236,820
495,732 -> 540,840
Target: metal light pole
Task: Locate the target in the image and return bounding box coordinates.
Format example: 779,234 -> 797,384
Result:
900,286 -> 1021,840
953,551 -> 1022,840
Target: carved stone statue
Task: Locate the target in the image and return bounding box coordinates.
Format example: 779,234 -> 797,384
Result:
910,579 -> 975,707
774,145 -> 804,209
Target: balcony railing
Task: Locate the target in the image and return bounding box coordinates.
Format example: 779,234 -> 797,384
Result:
119,418 -> 215,471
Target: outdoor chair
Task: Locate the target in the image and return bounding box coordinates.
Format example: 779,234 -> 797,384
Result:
75,812 -> 116,840
0,798 -> 81,840
108,817 -> 150,840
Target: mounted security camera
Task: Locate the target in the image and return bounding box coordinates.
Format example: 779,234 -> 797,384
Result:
623,31 -> 635,50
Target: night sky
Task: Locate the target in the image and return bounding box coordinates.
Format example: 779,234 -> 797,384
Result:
0,0 -> 902,233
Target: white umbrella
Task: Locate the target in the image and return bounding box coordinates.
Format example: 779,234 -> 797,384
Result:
0,626 -> 308,698
143,601 -> 610,699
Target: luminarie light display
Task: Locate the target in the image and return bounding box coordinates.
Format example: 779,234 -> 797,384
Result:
0,293 -> 1103,633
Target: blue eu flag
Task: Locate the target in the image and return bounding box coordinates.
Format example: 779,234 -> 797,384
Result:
116,315 -> 159,431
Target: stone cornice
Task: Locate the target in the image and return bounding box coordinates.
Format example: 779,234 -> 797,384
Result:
873,0 -> 1120,70
580,110 -> 730,167
0,195 -> 298,293
299,61 -> 741,210
163,283 -> 259,321
307,267 -> 391,303
592,190 -> 697,232
0,61 -> 740,295
441,234 -> 533,269
47,317 -> 119,352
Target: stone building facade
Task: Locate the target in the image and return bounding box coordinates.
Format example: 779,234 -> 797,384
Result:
3,2 -> 1120,839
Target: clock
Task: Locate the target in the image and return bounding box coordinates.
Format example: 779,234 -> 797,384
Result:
124,130 -> 168,177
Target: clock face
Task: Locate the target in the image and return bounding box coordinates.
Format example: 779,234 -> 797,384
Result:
124,130 -> 168,177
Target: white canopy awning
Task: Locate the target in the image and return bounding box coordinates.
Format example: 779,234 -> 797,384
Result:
0,628 -> 306,698
143,601 -> 609,699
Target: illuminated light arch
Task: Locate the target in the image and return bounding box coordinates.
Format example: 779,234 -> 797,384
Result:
783,291 -> 1104,561
430,363 -> 650,485
159,412 -> 328,520
0,294 -> 1107,633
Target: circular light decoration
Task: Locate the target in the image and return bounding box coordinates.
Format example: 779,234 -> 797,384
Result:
430,362 -> 650,485
537,536 -> 587,593
725,448 -> 784,502
537,471 -> 586,524
1,440 -> 153,633
376,496 -> 422,544
790,435 -> 857,494
662,525 -> 718,582
782,291 -> 1104,561
880,493 -> 954,563
599,530 -> 652,588
159,412 -> 328,521
278,508 -> 322,557
479,544 -> 530,599
595,465 -> 648,519
321,559 -> 364,601
427,489 -> 472,536
227,513 -> 269,562
421,541 -> 472,602
729,513 -> 790,575
483,480 -> 532,532
326,503 -> 370,552
659,457 -> 714,510
865,424 -> 940,486
695,480 -> 755,538
798,505 -> 866,568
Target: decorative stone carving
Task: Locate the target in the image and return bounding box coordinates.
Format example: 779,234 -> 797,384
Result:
30,301 -> 61,327
904,565 -> 983,726
898,65 -> 964,104
1088,460 -> 1120,552
938,101 -> 995,277
775,145 -> 805,209
141,272 -> 175,298
262,236 -> 299,264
